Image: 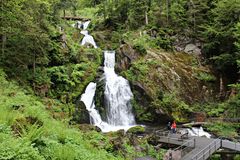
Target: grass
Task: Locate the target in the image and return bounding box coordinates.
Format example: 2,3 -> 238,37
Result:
0,69 -> 122,160
0,69 -> 167,159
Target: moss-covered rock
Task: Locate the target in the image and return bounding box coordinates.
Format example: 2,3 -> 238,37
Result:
72,101 -> 90,124
115,43 -> 142,72
127,126 -> 145,134
119,49 -> 217,123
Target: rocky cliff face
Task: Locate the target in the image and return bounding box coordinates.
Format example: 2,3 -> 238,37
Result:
116,44 -> 217,123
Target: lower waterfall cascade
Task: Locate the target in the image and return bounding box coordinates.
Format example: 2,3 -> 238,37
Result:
80,51 -> 136,132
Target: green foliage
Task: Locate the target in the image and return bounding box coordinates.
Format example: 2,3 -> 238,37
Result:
206,122 -> 239,139
122,59 -> 158,84
223,94 -> 240,118
203,103 -> 225,117
201,0 -> 240,74
194,72 -> 216,82
0,137 -> 44,160
133,43 -> 147,56
199,92 -> 240,118
47,47 -> 102,101
169,1 -> 188,31
153,28 -> 174,50
152,93 -> 192,122
0,70 -> 122,160
127,0 -> 148,29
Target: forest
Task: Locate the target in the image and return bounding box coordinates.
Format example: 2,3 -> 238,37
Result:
0,0 -> 239,159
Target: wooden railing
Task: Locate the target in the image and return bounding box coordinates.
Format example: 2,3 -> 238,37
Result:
172,138 -> 195,158
222,140 -> 240,151
191,139 -> 221,160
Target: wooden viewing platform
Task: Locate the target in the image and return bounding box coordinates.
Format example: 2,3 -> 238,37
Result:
155,130 -> 240,160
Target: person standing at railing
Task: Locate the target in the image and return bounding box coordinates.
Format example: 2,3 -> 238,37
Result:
167,121 -> 171,131
171,121 -> 177,133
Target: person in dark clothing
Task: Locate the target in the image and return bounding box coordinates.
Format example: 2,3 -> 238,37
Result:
167,122 -> 171,131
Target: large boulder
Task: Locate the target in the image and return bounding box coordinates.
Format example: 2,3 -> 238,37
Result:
72,101 -> 90,124
163,150 -> 181,160
184,43 -> 201,55
120,49 -> 217,123
116,44 -> 140,72
127,126 -> 145,134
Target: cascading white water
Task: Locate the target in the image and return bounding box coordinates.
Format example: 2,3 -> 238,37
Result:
80,21 -> 97,48
187,127 -> 211,138
80,51 -> 136,132
80,82 -> 102,125
104,51 -> 136,126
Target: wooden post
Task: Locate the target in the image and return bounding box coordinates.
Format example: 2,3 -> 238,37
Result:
63,10 -> 66,17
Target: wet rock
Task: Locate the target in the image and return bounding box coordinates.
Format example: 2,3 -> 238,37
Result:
131,82 -> 171,124
94,126 -> 102,132
77,124 -> 96,131
95,80 -> 106,121
72,101 -> 90,124
163,149 -> 181,160
153,144 -> 162,150
135,156 -> 156,160
116,129 -> 125,136
184,43 -> 201,55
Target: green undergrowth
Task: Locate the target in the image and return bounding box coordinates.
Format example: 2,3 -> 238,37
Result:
205,122 -> 239,140
86,130 -> 167,160
0,69 -> 167,159
0,69 -> 122,160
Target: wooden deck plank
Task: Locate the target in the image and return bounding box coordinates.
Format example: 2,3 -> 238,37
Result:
155,130 -> 240,160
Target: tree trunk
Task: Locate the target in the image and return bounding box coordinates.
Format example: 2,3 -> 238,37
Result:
166,0 -> 169,25
190,0 -> 196,34
33,51 -> 36,93
219,74 -> 224,99
145,11 -> 149,25
63,9 -> 66,17
166,0 -> 171,25
1,35 -> 6,59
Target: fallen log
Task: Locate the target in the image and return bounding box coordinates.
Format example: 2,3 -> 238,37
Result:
182,122 -> 208,127
61,16 -> 90,21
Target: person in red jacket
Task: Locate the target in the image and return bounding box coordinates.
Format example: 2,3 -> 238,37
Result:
171,121 -> 177,133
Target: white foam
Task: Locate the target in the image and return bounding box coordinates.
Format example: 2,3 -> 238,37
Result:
187,127 -> 211,138
80,51 -> 136,132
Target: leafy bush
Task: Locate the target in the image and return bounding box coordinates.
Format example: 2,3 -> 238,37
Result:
194,72 -> 216,82
206,122 -> 239,139
152,93 -> 192,122
133,43 -> 147,56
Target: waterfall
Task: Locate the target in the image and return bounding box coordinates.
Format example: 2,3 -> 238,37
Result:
79,21 -> 97,48
104,51 -> 136,126
80,82 -> 102,125
80,51 -> 136,132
